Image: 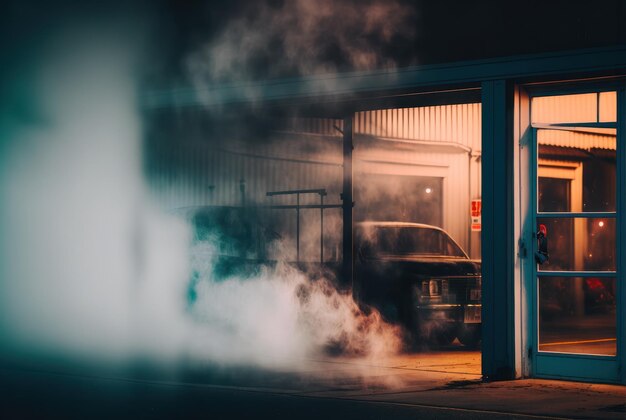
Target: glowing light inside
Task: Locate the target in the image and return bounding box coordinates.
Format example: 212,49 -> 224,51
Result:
425,187 -> 432,194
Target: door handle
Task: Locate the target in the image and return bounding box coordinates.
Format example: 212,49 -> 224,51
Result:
534,224 -> 549,265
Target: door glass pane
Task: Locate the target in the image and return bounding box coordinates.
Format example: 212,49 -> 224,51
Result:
538,177 -> 570,212
531,92 -> 617,124
536,217 -> 615,271
539,276 -> 616,356
532,93 -> 599,124
537,129 -> 616,212
599,91 -> 617,122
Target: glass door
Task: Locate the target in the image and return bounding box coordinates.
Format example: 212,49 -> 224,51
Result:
529,89 -> 620,382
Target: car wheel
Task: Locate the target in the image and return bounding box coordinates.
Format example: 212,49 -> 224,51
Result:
457,324 -> 481,348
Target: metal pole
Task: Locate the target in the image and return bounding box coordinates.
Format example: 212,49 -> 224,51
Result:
296,192 -> 300,262
265,188 -> 333,264
320,193 -> 324,264
239,179 -> 246,206
342,116 -> 354,288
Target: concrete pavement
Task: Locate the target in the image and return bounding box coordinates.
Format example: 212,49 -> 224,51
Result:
297,353 -> 626,419
2,351 -> 625,419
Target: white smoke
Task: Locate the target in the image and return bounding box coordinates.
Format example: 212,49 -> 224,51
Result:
184,241 -> 401,369
0,17 -> 402,373
0,30 -> 142,362
186,0 -> 416,100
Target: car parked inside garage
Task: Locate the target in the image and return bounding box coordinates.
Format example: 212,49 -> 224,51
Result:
354,222 -> 482,347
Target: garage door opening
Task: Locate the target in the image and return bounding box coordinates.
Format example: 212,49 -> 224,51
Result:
344,100 -> 482,375
143,90 -> 483,381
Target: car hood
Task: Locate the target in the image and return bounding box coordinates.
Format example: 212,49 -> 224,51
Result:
361,254 -> 481,276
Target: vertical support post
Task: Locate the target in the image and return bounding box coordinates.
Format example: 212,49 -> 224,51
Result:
239,179 -> 246,206
320,192 -> 324,264
482,80 -> 515,381
618,85 -> 626,385
296,193 -> 300,262
342,115 -> 354,288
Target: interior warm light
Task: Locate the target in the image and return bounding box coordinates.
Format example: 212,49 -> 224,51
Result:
598,221 -> 605,228
425,187 -> 432,194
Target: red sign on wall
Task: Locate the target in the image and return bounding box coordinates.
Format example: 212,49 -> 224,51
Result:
471,199 -> 481,231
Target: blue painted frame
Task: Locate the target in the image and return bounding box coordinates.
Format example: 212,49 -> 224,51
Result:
482,81 -> 516,380
147,46 -> 626,109
526,89 -> 622,383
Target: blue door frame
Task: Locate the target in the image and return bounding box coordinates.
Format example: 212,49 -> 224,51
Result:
520,85 -> 624,384
481,81 -> 517,380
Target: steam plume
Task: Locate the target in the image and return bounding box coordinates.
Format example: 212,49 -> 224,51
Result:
186,0 -> 416,97
0,10 -> 403,373
185,240 -> 402,368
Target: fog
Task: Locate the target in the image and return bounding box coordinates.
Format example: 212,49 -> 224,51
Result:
186,240 -> 401,369
186,0 -> 416,102
0,10 -> 403,376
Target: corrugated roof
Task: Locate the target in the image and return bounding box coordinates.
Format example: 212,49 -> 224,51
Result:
537,129 -> 615,151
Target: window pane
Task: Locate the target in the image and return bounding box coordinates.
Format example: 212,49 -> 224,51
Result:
532,93 -> 599,124
536,217 -> 615,271
532,92 -> 616,124
539,276 -> 616,356
538,177 -> 570,212
537,129 -> 616,212
599,91 -> 617,123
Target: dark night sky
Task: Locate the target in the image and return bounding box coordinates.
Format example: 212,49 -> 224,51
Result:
151,0 -> 626,82
2,0 -> 626,88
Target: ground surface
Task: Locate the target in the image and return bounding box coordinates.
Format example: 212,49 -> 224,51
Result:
2,350 -> 625,419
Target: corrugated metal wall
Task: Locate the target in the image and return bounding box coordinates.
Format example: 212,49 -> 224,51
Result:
280,103 -> 482,149
148,133 -> 343,209
351,104 -> 481,255
355,104 -> 482,151
354,143 -> 471,251
146,102 -> 482,258
538,129 -> 616,150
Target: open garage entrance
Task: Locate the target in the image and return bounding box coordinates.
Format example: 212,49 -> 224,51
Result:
350,99 -> 482,364
144,87 -> 483,378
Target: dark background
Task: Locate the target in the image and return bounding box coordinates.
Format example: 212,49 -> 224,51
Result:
3,0 -> 626,88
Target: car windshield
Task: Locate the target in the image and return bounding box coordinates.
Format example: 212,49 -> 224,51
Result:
360,226 -> 466,258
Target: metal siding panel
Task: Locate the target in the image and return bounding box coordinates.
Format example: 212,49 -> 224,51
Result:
402,108 -> 408,139
462,104 -> 468,148
381,109 -> 387,137
394,108 -> 400,138
349,103 -> 481,147
149,107 -> 482,257
350,104 -> 483,253
427,106 -> 433,139
443,105 -> 449,140
537,129 -> 615,150
434,106 -> 440,140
